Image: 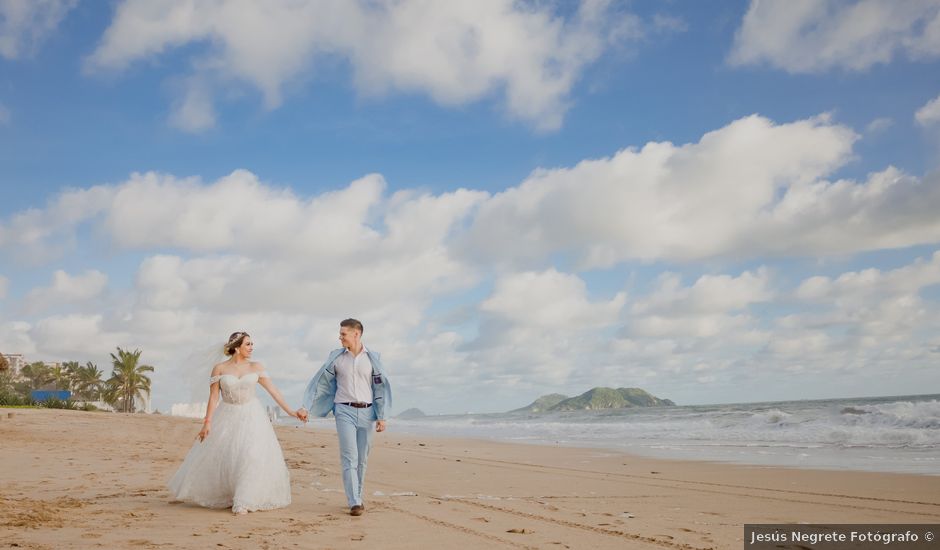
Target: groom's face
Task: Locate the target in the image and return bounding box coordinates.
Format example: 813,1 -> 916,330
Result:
339,326 -> 360,349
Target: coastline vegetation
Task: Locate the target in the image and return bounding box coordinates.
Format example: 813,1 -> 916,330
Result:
0,347 -> 153,412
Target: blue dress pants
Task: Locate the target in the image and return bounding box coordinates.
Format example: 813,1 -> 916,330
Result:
333,403 -> 376,507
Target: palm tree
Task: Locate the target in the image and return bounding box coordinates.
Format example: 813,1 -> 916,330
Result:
102,381 -> 121,410
71,362 -> 105,401
49,363 -> 72,391
107,348 -> 154,413
61,361 -> 80,391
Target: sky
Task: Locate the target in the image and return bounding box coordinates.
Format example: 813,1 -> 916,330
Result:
1,0 -> 940,415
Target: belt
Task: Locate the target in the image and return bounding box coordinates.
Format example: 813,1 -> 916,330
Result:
339,402 -> 372,408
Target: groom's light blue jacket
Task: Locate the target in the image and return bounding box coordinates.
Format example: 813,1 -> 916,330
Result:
301,348 -> 392,420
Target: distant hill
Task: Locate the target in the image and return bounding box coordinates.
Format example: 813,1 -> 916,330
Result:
552,387 -> 675,411
511,393 -> 569,413
514,388 -> 674,413
396,408 -> 427,419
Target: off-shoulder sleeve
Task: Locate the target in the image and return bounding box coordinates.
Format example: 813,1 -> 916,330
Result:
209,375 -> 222,384
258,370 -> 270,379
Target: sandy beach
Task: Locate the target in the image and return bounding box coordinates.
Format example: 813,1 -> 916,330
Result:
2,408 -> 938,549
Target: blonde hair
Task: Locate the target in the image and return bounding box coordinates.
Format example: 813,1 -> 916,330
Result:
224,331 -> 250,356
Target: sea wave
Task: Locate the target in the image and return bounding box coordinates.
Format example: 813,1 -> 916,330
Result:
393,396 -> 940,474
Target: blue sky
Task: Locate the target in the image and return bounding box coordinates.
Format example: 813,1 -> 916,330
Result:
1,0 -> 940,415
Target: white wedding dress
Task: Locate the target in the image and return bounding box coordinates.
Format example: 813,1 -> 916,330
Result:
168,371 -> 292,513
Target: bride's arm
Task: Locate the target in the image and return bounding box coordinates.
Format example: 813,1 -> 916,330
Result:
256,365 -> 298,417
198,365 -> 223,441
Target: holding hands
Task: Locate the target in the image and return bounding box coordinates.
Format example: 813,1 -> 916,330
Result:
295,408 -> 309,423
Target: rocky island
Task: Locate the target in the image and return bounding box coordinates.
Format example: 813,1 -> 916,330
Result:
512,387 -> 675,412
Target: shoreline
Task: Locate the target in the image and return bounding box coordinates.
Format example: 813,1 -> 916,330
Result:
298,416 -> 940,477
3,408 -> 939,549
378,393 -> 940,477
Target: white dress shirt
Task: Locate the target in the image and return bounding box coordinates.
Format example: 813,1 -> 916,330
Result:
333,346 -> 374,404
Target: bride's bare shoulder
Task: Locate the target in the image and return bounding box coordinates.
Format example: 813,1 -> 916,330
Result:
211,361 -> 228,375
249,361 -> 266,372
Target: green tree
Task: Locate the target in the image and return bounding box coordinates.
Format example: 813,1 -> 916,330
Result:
0,353 -> 10,372
62,360 -> 80,376
107,348 -> 154,413
71,362 -> 105,401
20,362 -> 54,390
0,369 -> 16,394
59,361 -> 81,391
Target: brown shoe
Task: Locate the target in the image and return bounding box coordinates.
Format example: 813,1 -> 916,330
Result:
350,505 -> 364,516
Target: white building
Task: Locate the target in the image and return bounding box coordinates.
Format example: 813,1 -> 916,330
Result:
1,354 -> 26,377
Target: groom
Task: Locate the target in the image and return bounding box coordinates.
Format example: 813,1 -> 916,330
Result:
298,318 -> 392,516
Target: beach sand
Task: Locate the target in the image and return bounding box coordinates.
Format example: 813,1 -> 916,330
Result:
1,408 -> 938,549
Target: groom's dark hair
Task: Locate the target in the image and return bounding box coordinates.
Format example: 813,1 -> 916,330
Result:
340,318 -> 363,334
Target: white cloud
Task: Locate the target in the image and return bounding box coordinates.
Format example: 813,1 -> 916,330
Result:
460,269 -> 626,388
462,114 -> 940,268
628,269 -> 772,339
915,93 -> 940,126
595,252 -> 940,403
31,314 -> 130,358
767,330 -> 832,358
23,269 -> 109,314
168,76 -> 216,132
865,117 -> 893,134
0,184 -> 114,264
795,250 -> 940,303
631,312 -> 756,340
0,168 -> 489,407
86,0 -> 639,131
633,269 -> 773,316
728,0 -> 940,73
651,14 -> 687,34
0,321 -> 36,355
103,169 -> 379,256
0,168 -> 490,410
5,246 -> 939,412
132,248 -> 476,318
0,0 -> 77,59
774,251 -> 940,366
4,111 -> 940,410
480,269 -> 625,330
0,169 -> 488,271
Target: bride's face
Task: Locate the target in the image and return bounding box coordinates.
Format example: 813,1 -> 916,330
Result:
236,337 -> 253,359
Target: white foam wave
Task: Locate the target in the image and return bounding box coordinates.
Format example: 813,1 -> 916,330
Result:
170,402 -> 206,418
392,397 -> 940,474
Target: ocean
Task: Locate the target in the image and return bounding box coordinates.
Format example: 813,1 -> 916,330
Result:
382,394 -> 940,475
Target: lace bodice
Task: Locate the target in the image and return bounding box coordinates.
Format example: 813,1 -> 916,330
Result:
209,371 -> 268,405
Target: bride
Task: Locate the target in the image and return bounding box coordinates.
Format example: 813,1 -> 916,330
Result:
168,331 -> 302,514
